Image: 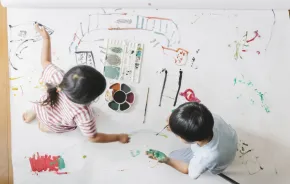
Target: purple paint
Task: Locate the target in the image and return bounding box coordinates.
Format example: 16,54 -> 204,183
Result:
127,92 -> 135,103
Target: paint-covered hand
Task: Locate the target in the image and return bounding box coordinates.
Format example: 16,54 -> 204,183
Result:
35,23 -> 50,39
146,149 -> 169,163
118,134 -> 130,144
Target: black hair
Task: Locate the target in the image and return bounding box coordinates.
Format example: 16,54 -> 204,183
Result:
169,102 -> 214,142
42,65 -> 106,106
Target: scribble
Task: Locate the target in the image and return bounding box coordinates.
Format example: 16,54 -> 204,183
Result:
75,51 -> 95,68
265,9 -> 276,51
115,19 -> 132,24
9,22 -> 54,70
162,46 -> 188,65
234,75 -> 270,113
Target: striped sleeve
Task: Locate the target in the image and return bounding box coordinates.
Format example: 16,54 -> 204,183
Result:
74,107 -> 97,137
39,64 -> 65,85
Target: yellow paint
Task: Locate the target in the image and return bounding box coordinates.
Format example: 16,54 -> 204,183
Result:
10,76 -> 22,80
11,87 -> 18,91
13,94 -> 16,96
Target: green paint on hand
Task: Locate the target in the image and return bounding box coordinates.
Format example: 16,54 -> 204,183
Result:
130,150 -> 141,157
58,156 -> 66,170
146,149 -> 167,162
83,155 -> 87,159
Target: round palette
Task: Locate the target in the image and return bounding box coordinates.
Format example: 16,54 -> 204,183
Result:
105,83 -> 135,112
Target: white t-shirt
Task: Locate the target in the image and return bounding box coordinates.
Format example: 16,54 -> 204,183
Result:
188,114 -> 238,179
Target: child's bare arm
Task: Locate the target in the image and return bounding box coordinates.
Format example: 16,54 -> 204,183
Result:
35,23 -> 51,69
88,133 -> 130,144
166,158 -> 189,174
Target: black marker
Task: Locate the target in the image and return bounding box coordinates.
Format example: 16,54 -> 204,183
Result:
218,173 -> 239,184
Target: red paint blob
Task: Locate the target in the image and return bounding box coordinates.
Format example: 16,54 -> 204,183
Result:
29,153 -> 59,173
126,92 -> 134,103
256,51 -> 261,55
242,50 -> 247,52
180,89 -> 200,103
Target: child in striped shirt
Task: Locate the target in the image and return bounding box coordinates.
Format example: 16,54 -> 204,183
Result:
23,23 -> 130,144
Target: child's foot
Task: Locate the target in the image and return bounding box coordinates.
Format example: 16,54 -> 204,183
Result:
22,110 -> 36,123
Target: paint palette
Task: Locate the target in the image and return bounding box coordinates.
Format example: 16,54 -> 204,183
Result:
105,83 -> 135,112
103,39 -> 144,83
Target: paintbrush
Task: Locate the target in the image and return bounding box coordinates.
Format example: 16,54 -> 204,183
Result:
143,88 -> 150,124
155,125 -> 168,136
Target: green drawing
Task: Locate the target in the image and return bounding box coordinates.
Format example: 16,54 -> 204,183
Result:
234,75 -> 270,113
130,150 -> 141,157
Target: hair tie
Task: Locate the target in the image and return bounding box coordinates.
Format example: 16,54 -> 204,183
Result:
56,86 -> 62,93
73,74 -> 79,80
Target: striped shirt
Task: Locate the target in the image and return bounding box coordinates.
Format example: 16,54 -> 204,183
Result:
34,64 -> 97,137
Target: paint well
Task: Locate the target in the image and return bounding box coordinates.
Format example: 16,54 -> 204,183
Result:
127,92 -> 134,103
104,66 -> 120,79
110,83 -> 121,91
114,91 -> 126,104
120,102 -> 130,111
108,101 -> 119,111
106,54 -> 121,66
121,84 -> 131,93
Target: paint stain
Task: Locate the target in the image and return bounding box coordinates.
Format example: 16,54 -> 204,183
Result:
29,153 -> 65,173
104,66 -> 120,79
131,50 -> 134,54
110,47 -> 123,53
159,134 -> 168,138
113,91 -> 126,103
106,54 -> 121,66
108,101 -> 119,111
256,51 -> 261,55
196,49 -> 200,54
247,30 -> 260,43
10,77 -> 22,80
148,3 -> 152,6
130,150 -> 141,157
121,84 -> 131,93
180,89 -> 200,102
12,87 -> 18,91
82,155 -> 87,159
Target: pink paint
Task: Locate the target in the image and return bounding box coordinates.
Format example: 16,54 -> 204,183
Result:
180,89 -> 200,103
246,30 -> 261,43
55,171 -> 69,175
256,51 -> 261,55
126,92 -> 134,103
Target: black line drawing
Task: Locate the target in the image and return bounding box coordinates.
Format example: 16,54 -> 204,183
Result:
75,51 -> 95,68
173,69 -> 183,106
9,22 -> 54,70
159,69 -> 168,106
265,9 -> 276,51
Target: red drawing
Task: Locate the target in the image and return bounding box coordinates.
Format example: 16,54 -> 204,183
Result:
180,89 -> 200,102
29,153 -> 66,174
242,49 -> 261,55
246,30 -> 261,43
162,46 -> 189,66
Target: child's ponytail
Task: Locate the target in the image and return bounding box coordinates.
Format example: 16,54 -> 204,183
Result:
41,83 -> 60,107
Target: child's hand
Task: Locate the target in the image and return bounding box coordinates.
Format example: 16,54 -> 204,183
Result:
35,23 -> 50,39
118,134 -> 130,144
146,149 -> 169,163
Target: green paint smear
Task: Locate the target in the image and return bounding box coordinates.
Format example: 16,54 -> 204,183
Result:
110,47 -> 123,53
83,155 -> 87,159
58,156 -> 66,170
130,150 -> 141,157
